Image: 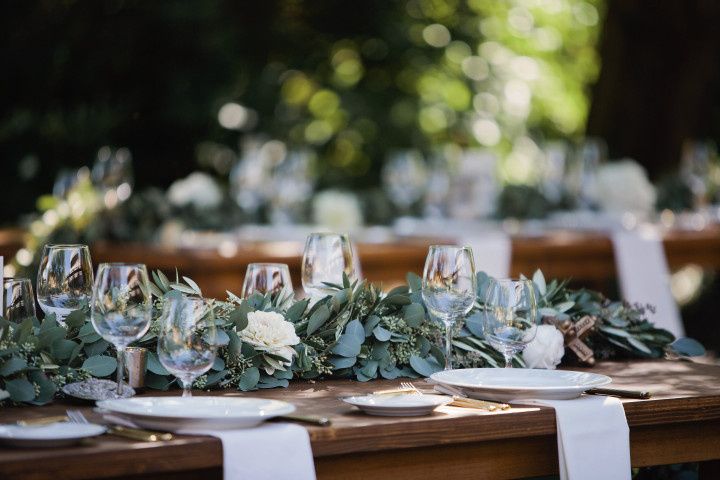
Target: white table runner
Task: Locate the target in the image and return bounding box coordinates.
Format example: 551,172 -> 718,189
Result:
526,396 -> 631,480
611,228 -> 684,336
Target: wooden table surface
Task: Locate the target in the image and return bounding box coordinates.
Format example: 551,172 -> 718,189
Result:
2,360 -> 720,480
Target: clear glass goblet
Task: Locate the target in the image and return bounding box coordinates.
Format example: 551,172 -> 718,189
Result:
90,263 -> 153,395
481,278 -> 538,368
37,244 -> 94,324
157,294 -> 217,397
242,263 -> 294,305
3,278 -> 37,323
421,245 -> 477,370
301,233 -> 356,301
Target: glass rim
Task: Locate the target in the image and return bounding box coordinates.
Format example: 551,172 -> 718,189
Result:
428,244 -> 473,251
97,262 -> 147,269
3,277 -> 32,284
488,277 -> 534,285
246,262 -> 290,269
44,243 -> 90,249
307,231 -> 349,238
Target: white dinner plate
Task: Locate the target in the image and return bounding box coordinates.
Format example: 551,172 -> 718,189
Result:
0,422 -> 106,448
342,394 -> 451,417
96,396 -> 296,430
430,368 -> 612,402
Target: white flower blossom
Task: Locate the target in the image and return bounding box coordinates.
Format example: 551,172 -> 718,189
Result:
167,172 -> 223,210
312,190 -> 364,231
522,325 -> 565,369
595,159 -> 656,215
239,311 -> 300,375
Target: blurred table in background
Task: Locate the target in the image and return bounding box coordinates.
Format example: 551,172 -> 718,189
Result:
3,227 -> 717,299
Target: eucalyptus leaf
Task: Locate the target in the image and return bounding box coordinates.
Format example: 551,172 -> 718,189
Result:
670,337 -> 706,357
82,355 -> 117,377
239,367 -> 260,391
64,310 -> 86,329
373,325 -> 391,342
0,356 -> 28,376
409,354 -> 442,377
403,303 -> 425,328
307,305 -> 330,336
364,315 -> 381,337
330,356 -> 356,369
5,378 -> 35,402
345,319 -> 365,345
331,335 -> 362,357
533,270 -> 547,296
147,351 -> 170,375
286,300 -> 308,323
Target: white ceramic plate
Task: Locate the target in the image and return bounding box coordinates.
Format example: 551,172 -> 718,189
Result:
342,394 -> 451,417
96,397 -> 296,430
0,422 -> 106,448
430,368 -> 612,401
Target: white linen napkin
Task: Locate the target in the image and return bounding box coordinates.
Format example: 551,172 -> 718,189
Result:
525,396 -> 631,480
103,414 -> 316,480
611,227 -> 684,336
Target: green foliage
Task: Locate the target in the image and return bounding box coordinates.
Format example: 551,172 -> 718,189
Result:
1,267 -> 703,406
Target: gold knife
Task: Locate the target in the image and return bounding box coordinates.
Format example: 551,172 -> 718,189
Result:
17,415 -> 69,427
586,387 -> 652,399
106,425 -> 174,442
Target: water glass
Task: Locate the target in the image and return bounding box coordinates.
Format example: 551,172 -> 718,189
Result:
481,278 -> 538,368
37,244 -> 94,323
90,263 -> 153,395
301,233 -> 356,300
157,295 -> 217,397
382,150 -> 428,213
421,245 -> 476,370
3,278 -> 37,323
242,263 -> 294,303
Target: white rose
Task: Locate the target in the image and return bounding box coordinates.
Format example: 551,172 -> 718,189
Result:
240,311 -> 300,375
595,159 -> 656,215
522,325 -> 565,369
312,190 -> 364,231
167,172 -> 223,210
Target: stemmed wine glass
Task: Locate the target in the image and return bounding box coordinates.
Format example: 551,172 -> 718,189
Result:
421,245 -> 476,370
242,263 -> 294,305
301,233 -> 356,300
481,278 -> 538,368
157,294 -> 217,397
37,244 -> 94,324
382,150 -> 428,214
3,278 -> 37,323
90,263 -> 153,396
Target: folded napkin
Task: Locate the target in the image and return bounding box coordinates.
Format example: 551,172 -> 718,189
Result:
525,396 -> 631,480
104,414 -> 316,480
611,227 -> 684,336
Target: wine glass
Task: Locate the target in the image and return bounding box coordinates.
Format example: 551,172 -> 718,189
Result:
481,278 -> 538,368
37,244 -> 94,324
421,245 -> 477,370
92,146 -> 134,200
566,137 -> 607,209
3,278 -> 37,323
382,150 -> 428,214
681,139 -> 715,210
301,233 -> 356,300
90,263 -> 153,396
242,263 -> 294,305
157,294 -> 217,397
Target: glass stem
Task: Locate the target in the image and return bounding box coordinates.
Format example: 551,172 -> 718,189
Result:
181,379 -> 193,398
444,322 -> 453,370
116,347 -> 125,395
503,352 -> 513,368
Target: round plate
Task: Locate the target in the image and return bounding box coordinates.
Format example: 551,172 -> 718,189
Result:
96,397 -> 296,430
63,379 -> 135,401
342,394 -> 451,417
431,368 -> 612,401
0,423 -> 106,448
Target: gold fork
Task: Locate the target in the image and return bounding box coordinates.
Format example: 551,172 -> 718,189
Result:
400,381 -> 511,411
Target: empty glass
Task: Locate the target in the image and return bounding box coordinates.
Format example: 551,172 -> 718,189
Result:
37,244 -> 94,324
91,263 -> 153,395
421,245 -> 477,370
242,263 -> 294,302
92,146 -> 134,198
157,295 -> 217,397
481,278 -> 538,368
566,137 -> 607,209
681,140 -> 715,210
382,150 -> 428,213
3,278 -> 37,323
301,233 -> 356,300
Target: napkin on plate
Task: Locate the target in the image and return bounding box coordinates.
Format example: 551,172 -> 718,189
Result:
525,396 -> 631,480
103,414 -> 316,480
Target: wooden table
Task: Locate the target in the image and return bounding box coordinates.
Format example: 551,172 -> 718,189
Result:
85,227 -> 720,299
2,360 -> 720,479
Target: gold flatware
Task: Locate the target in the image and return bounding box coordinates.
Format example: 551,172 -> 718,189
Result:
17,415 -> 68,427
275,414 -> 332,427
107,425 -> 174,442
399,381 -> 510,411
586,388 -> 652,399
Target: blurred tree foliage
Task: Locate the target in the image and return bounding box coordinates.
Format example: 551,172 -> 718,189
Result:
0,0 -> 603,222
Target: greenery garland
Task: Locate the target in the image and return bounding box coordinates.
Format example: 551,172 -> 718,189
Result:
0,269 -> 703,405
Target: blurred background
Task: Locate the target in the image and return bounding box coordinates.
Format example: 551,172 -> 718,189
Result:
3,0 -> 720,224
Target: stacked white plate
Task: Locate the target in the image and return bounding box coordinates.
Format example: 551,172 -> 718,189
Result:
341,393 -> 451,416
0,423 -> 106,448
96,397 -> 295,430
430,368 -> 612,402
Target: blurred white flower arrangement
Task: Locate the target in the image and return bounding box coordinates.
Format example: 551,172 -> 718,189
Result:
522,324 -> 565,369
312,189 -> 364,230
167,172 -> 223,210
595,159 -> 656,215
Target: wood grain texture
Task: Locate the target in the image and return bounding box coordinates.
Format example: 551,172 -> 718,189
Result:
1,360 -> 720,479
